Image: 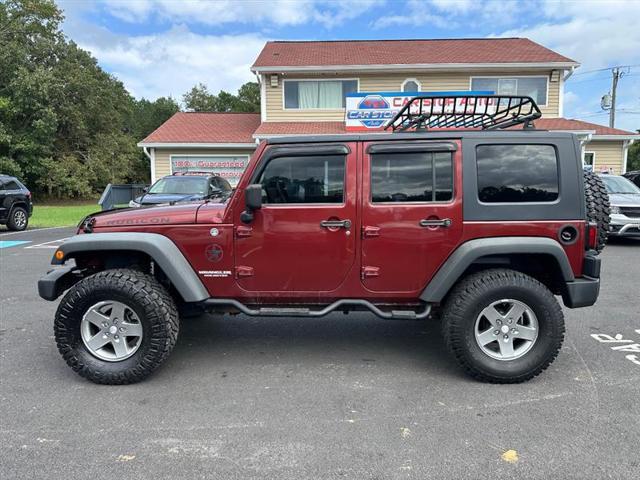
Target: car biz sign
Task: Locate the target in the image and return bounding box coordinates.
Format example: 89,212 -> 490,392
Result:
345,91 -> 493,131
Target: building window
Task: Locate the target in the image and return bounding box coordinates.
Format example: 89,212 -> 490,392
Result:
371,152 -> 453,203
258,155 -> 345,204
476,144 -> 559,203
401,78 -> 421,92
583,151 -> 595,171
283,79 -> 358,109
471,77 -> 548,106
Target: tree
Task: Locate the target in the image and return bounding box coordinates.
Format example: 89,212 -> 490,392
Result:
0,0 -> 178,197
182,81 -> 260,113
628,131 -> 640,172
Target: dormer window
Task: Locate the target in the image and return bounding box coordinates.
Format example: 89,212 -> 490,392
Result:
402,78 -> 421,92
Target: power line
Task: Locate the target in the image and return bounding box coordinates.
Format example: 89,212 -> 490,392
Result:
572,63 -> 640,76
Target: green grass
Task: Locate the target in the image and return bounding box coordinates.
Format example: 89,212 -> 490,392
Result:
29,203 -> 101,228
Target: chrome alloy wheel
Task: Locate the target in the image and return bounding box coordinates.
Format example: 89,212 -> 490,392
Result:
80,301 -> 143,362
474,299 -> 539,361
13,209 -> 27,229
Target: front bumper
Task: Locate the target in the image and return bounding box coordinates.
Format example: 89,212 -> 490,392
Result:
38,266 -> 78,301
608,214 -> 640,237
561,255 -> 601,308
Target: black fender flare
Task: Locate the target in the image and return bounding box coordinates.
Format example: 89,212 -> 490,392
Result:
50,232 -> 209,302
420,237 -> 575,303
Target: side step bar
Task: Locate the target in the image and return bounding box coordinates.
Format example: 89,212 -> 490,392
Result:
202,298 -> 432,320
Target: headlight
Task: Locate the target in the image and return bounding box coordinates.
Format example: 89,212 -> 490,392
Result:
128,200 -> 139,208
610,205 -> 621,214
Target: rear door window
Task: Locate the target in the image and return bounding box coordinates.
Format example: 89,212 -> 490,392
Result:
370,151 -> 453,203
476,144 -> 559,203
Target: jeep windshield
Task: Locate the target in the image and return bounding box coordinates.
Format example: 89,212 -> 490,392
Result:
601,175 -> 640,194
148,177 -> 208,195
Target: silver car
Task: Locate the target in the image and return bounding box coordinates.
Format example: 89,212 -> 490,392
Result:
600,174 -> 640,238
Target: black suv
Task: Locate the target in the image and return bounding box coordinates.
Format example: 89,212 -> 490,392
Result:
0,174 -> 33,231
129,172 -> 233,207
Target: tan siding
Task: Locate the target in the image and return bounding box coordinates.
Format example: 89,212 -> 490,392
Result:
152,147 -> 256,182
264,70 -> 561,122
584,141 -> 625,175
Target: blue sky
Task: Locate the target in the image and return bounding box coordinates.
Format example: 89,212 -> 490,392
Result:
59,0 -> 640,131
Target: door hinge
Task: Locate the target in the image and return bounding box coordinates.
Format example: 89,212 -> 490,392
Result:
236,226 -> 253,238
361,266 -> 380,279
362,226 -> 380,238
235,266 -> 254,278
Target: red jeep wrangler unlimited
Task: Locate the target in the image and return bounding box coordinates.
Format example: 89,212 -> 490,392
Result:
38,95 -> 609,384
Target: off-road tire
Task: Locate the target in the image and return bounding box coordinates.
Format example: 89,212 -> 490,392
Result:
442,268 -> 565,383
54,269 -> 179,384
7,206 -> 28,231
583,170 -> 610,253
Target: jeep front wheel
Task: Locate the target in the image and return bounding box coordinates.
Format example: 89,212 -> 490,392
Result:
54,269 -> 179,384
442,269 -> 565,383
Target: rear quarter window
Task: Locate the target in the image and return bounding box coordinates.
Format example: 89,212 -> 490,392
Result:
476,144 -> 559,203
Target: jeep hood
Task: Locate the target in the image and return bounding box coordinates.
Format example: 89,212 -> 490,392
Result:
608,193 -> 640,207
86,203 -> 204,230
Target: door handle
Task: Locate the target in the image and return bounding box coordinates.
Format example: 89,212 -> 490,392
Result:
320,219 -> 352,229
419,218 -> 452,228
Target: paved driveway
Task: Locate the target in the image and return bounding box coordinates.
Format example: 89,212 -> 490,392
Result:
1,228 -> 638,479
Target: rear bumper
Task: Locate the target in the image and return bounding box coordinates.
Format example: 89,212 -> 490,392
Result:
561,255 -> 601,308
38,266 -> 77,301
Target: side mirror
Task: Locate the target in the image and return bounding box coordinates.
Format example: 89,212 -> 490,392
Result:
142,187 -> 149,193
240,184 -> 262,224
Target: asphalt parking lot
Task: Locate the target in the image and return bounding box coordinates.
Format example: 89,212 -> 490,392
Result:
1,227 -> 638,479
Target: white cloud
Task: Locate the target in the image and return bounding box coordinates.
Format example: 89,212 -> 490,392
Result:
496,0 -> 640,130
101,0 -> 383,28
77,25 -> 265,100
499,0 -> 640,71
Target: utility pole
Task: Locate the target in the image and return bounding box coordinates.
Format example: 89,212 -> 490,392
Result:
609,67 -> 622,128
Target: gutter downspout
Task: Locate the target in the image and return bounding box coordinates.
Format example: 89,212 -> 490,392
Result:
623,139 -> 633,174
142,146 -> 154,183
563,66 -> 576,81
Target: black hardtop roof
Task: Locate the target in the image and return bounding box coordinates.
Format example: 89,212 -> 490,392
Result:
265,129 -> 577,145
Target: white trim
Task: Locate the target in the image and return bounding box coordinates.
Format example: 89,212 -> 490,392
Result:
137,142 -> 258,148
401,77 -> 421,92
469,75 -> 549,107
150,147 -> 156,183
251,62 -> 579,74
282,78 -> 360,111
591,134 -> 640,141
260,75 -> 267,122
583,150 -> 596,170
169,153 -> 251,175
558,74 -> 564,117
623,140 -> 633,174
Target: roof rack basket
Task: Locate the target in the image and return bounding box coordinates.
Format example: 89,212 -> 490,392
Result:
385,94 -> 542,132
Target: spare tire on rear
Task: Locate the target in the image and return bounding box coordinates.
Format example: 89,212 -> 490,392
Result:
583,170 -> 610,254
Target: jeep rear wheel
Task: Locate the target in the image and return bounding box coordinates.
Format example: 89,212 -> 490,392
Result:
442,269 -> 565,383
54,269 -> 179,384
583,170 -> 610,253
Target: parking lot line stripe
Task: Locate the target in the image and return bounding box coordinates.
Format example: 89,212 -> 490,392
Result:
0,240 -> 31,249
24,238 -> 69,249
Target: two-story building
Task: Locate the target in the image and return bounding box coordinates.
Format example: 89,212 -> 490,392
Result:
139,38 -> 638,183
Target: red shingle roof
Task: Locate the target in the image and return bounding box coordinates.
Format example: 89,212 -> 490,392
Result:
254,122 -> 346,136
535,118 -> 636,136
252,38 -> 577,70
140,112 -> 260,144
